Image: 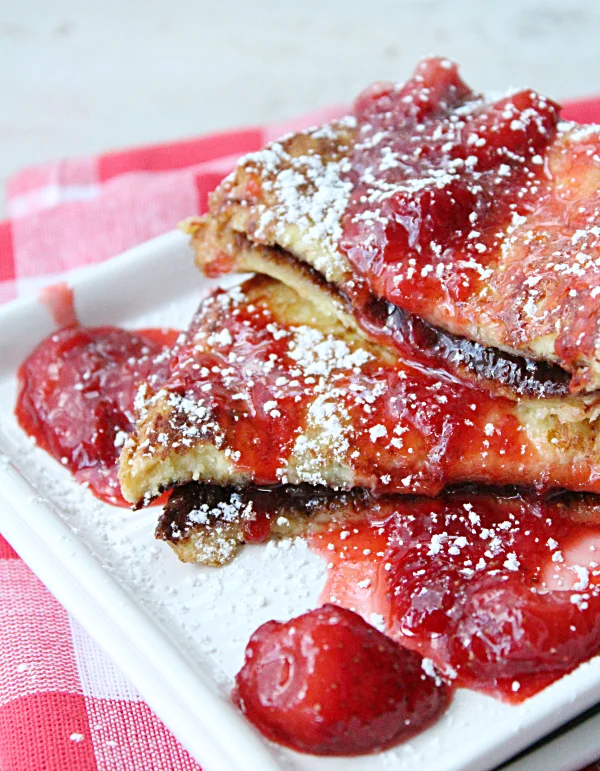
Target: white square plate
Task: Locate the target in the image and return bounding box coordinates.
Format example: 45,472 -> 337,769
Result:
1,230 -> 600,771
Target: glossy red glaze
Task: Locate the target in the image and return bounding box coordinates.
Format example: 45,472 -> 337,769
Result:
341,56 -> 560,317
39,282 -> 78,329
166,290 -> 309,485
234,603 -> 450,755
16,326 -> 177,506
311,490 -> 600,702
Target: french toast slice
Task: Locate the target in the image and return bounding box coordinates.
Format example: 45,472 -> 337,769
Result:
119,275 -> 600,508
186,216 -> 573,401
156,481 -> 600,566
155,483 -> 370,565
185,57 -> 600,394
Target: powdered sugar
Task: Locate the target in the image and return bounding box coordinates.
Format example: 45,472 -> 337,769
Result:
242,120 -> 356,278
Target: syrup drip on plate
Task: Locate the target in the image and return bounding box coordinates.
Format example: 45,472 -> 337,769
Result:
158,481 -> 600,751
39,282 -> 78,329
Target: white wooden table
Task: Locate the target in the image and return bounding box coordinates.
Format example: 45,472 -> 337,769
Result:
2,0 -> 600,213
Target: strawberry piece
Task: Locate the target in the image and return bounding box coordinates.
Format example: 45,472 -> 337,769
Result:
234,603 -> 450,756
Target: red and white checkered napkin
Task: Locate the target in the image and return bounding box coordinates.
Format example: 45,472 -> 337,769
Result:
1,96 -> 600,771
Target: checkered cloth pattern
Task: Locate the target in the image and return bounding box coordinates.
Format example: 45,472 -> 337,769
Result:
0,96 -> 599,771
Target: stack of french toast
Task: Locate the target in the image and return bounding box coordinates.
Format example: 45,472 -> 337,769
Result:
118,56 -> 600,581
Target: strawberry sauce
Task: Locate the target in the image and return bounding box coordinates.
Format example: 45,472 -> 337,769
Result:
341,56 -> 560,322
16,325 -> 177,506
310,489 -> 600,702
